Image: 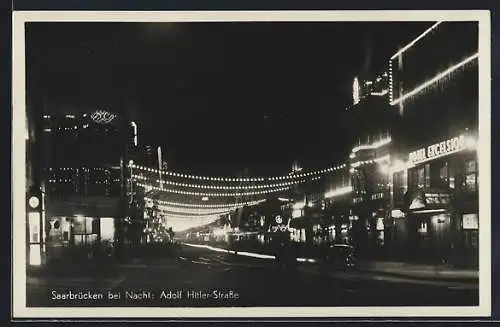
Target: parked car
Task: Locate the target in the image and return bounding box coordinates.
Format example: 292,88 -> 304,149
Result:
324,244 -> 357,269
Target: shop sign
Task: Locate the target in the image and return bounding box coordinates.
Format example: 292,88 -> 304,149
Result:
90,110 -> 117,124
462,213 -> 479,230
425,193 -> 450,205
352,196 -> 364,204
409,191 -> 450,210
408,134 -> 466,165
371,192 -> 384,200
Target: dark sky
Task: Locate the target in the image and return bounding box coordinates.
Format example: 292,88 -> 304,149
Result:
26,21 -> 431,177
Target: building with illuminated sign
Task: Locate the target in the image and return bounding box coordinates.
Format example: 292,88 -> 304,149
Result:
343,68 -> 398,258
388,21 -> 479,265
35,103 -> 135,263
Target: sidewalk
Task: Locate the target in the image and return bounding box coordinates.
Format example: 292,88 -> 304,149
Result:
356,261 -> 479,282
27,257 -> 121,279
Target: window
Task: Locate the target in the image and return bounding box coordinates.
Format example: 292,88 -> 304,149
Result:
393,171 -> 407,204
417,166 -> 425,188
439,162 -> 449,187
464,159 -> 477,192
424,163 -> 431,188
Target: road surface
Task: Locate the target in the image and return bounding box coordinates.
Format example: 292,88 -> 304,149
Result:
26,244 -> 478,307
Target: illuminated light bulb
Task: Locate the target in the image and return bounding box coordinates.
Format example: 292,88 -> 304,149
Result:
465,135 -> 477,150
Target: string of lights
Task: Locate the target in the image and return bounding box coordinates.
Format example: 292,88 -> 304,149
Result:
131,174 -> 311,190
390,21 -> 442,60
390,52 -> 478,106
163,213 -> 222,220
324,186 -> 354,198
129,163 -> 347,182
156,207 -> 234,216
351,154 -> 391,168
351,137 -> 392,153
145,199 -> 250,214
136,182 -> 291,197
144,197 -> 266,208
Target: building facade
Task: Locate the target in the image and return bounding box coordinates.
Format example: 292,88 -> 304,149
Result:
388,21 -> 479,265
37,104 -> 134,262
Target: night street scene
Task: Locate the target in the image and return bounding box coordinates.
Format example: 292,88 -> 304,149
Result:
22,19 -> 480,310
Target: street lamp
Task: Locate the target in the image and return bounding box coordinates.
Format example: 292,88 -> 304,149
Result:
27,186 -> 43,266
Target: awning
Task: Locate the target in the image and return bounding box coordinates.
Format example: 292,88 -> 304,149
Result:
404,187 -> 453,213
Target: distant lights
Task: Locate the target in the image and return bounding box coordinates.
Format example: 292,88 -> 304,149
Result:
136,182 -> 291,197
351,137 -> 392,153
351,155 -> 390,168
389,60 -> 394,103
371,90 -> 388,96
129,163 -> 346,182
144,197 -> 266,208
324,186 -> 353,198
157,206 -> 234,216
155,204 -> 240,215
131,175 -> 309,190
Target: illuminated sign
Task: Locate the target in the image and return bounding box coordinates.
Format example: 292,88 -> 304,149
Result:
275,215 -> 283,224
408,135 -> 466,165
409,195 -> 425,210
352,77 -> 360,105
463,213 -> 478,230
425,193 -> 450,205
409,191 -> 450,211
90,110 -> 117,124
28,196 -> 40,209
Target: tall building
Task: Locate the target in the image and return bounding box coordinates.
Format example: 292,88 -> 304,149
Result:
322,21 -> 480,265
388,21 -> 479,264
344,70 -> 397,257
37,103 -> 134,262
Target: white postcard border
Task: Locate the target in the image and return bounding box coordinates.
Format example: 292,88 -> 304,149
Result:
12,10 -> 492,319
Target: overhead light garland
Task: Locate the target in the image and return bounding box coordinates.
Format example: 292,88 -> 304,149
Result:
156,207 -> 234,216
146,200 -> 250,214
136,182 -> 291,197
132,174 -> 312,190
144,197 -> 266,208
163,213 -> 221,220
129,163 -> 347,182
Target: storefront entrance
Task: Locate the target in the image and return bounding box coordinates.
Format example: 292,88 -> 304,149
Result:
405,187 -> 453,263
